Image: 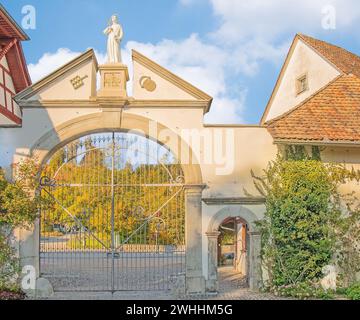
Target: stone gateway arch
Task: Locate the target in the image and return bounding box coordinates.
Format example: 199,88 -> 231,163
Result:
5,47 -> 271,296
2,8 -> 360,298
2,17 -> 277,297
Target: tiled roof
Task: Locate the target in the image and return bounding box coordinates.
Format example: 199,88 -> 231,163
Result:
267,74 -> 360,143
267,34 -> 360,144
0,4 -> 29,40
0,7 -> 31,92
298,34 -> 360,78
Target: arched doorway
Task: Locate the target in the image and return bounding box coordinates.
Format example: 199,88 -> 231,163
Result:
206,206 -> 262,292
39,131 -> 186,292
217,217 -> 249,288
218,217 -> 249,274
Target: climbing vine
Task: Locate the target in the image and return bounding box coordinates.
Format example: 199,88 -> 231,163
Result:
252,146 -> 360,298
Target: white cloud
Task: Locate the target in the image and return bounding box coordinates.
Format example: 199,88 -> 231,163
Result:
227,38 -> 290,76
29,0 -> 360,124
28,48 -> 81,83
125,34 -> 245,123
28,48 -> 107,83
125,34 -> 227,96
205,94 -> 247,123
27,35 -> 245,124
182,0 -> 360,44
177,0 -> 360,76
174,0 -> 360,123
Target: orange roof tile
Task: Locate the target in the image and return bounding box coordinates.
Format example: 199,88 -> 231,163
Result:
267,34 -> 360,144
298,34 -> 360,78
267,74 -> 360,143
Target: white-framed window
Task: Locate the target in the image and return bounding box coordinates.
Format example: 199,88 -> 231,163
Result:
296,74 -> 309,95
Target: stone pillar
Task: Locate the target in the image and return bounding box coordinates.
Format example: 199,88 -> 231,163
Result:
16,223 -> 39,276
16,219 -> 54,298
205,231 -> 221,293
248,231 -> 262,290
185,185 -> 205,294
97,63 -> 129,97
11,222 -> 52,298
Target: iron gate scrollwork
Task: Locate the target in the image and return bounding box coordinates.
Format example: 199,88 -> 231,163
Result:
40,132 -> 186,292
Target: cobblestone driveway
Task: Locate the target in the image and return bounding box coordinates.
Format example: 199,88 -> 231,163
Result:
44,267 -> 286,300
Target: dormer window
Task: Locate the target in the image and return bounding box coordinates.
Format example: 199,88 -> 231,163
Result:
296,74 -> 309,95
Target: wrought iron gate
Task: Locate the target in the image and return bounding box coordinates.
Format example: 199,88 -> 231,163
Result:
40,132 -> 185,292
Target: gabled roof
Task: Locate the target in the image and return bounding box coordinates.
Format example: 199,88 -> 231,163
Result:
298,34 -> 360,78
0,4 -> 29,41
267,74 -> 360,143
132,50 -> 213,112
265,34 -> 360,144
0,5 -> 31,92
260,33 -> 360,125
260,35 -> 302,124
15,49 -> 98,101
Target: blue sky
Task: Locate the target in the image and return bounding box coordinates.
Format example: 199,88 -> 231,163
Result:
4,0 -> 360,124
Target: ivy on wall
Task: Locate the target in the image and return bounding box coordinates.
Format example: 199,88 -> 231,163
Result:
252,145 -> 360,299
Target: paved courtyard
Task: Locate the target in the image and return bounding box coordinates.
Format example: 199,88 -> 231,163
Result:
41,251 -> 186,291
43,267 -> 286,300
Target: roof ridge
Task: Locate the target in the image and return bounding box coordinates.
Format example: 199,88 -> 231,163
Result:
297,33 -> 346,51
297,33 -> 360,77
0,4 -> 29,41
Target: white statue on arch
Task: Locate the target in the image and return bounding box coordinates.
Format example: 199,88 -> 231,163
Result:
104,15 -> 123,64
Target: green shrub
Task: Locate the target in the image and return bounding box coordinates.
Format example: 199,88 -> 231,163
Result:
252,147 -> 360,299
346,283 -> 360,300
0,159 -> 49,291
274,281 -> 334,300
254,156 -> 338,288
0,233 -> 18,288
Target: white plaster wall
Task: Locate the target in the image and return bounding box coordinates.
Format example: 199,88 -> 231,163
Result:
13,101 -> 21,118
0,102 -> 278,202
0,51 -> 282,285
201,127 -> 277,197
0,113 -> 13,126
0,87 -> 5,106
132,60 -> 195,100
0,55 -> 19,126
0,107 -> 101,172
127,107 -> 205,131
321,147 -> 360,196
0,105 -> 278,283
265,39 -> 340,122
1,107 -> 277,186
0,56 -> 9,69
5,72 -> 15,93
28,60 -> 97,101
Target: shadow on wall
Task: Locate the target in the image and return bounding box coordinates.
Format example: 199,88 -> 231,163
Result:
0,100 -> 57,179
